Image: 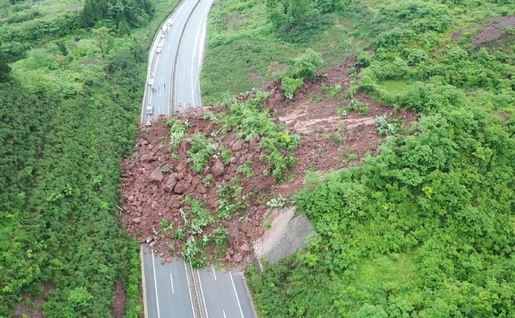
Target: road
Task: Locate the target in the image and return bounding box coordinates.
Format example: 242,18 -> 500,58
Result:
140,1 -> 257,317
142,0 -> 214,124
142,246 -> 256,318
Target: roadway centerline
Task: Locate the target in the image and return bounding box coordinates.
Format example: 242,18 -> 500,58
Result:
169,273 -> 175,294
197,269 -> 209,318
183,260 -> 196,318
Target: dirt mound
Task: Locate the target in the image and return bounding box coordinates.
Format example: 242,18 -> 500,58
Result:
120,63 -> 417,268
471,15 -> 515,45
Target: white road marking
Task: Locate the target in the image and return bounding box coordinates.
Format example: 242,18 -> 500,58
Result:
151,251 -> 161,318
159,89 -> 162,97
165,54 -> 168,59
169,273 -> 175,294
163,65 -> 165,70
197,270 -> 209,318
211,266 -> 217,281
230,273 -> 245,318
183,261 -> 196,317
223,310 -> 227,318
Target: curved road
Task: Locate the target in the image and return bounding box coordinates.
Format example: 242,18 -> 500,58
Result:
142,0 -> 213,123
140,1 -> 258,317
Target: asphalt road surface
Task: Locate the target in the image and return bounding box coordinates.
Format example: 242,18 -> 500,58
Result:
142,246 -> 256,318
142,0 -> 215,124
140,1 -> 257,317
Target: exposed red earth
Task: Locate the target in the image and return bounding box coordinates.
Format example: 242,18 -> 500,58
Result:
120,57 -> 417,269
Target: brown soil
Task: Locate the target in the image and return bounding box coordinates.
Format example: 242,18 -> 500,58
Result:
471,15 -> 515,45
120,58 -> 417,268
111,281 -> 127,318
15,282 -> 53,318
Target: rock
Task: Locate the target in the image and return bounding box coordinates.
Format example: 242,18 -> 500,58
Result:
258,228 -> 265,236
128,195 -> 134,201
233,253 -> 243,262
174,174 -> 193,194
196,183 -> 208,194
229,157 -> 237,164
149,168 -> 164,183
192,177 -> 201,188
181,138 -> 191,152
232,140 -> 243,152
164,173 -> 179,192
223,174 -> 232,181
133,217 -> 141,224
212,159 -> 225,177
239,243 -> 251,252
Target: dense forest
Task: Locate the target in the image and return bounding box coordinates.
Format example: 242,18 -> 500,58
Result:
200,0 -> 515,317
0,0 -> 178,316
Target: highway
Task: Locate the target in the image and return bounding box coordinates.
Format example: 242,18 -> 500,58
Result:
142,246 -> 256,318
140,1 -> 257,317
142,0 -> 214,124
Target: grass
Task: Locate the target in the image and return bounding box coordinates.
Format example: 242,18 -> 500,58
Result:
355,253 -> 418,293
383,80 -> 410,93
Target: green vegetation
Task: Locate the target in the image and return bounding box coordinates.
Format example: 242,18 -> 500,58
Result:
218,0 -> 515,317
0,0 -> 181,316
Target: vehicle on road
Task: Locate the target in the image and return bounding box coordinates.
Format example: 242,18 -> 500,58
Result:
146,119 -> 152,127
156,47 -> 162,54
148,78 -> 154,87
146,106 -> 154,115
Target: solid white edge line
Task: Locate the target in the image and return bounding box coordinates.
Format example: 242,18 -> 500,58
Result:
183,260 -> 196,317
151,250 -> 161,318
169,272 -> 175,294
197,269 -> 209,318
230,272 -> 245,318
223,310 -> 227,318
140,247 -> 149,318
211,265 -> 217,281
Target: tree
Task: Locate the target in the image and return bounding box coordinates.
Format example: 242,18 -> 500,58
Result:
92,27 -> 114,57
0,49 -> 11,83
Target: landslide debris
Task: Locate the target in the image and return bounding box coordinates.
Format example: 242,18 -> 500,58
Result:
120,60 -> 417,268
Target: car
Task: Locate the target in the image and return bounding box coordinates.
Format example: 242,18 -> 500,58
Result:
156,47 -> 161,54
161,32 -> 165,39
146,106 -> 154,115
148,78 -> 154,86
146,119 -> 151,127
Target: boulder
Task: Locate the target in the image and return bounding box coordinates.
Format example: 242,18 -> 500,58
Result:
174,174 -> 193,194
196,183 -> 208,194
239,243 -> 251,252
164,173 -> 179,192
232,140 -> 243,152
212,159 -> 225,177
233,253 -> 243,262
133,217 -> 141,224
149,168 -> 164,183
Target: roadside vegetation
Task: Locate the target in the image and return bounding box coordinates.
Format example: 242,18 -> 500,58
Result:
199,0 -> 515,317
0,0 -> 181,316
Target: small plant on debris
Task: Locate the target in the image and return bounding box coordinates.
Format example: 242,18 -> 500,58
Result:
186,133 -> 218,173
376,115 -> 404,136
346,98 -> 369,115
237,161 -> 254,178
217,178 -> 246,220
167,118 -> 189,148
267,195 -> 286,210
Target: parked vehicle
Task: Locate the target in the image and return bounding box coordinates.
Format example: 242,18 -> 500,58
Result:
146,106 -> 154,115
